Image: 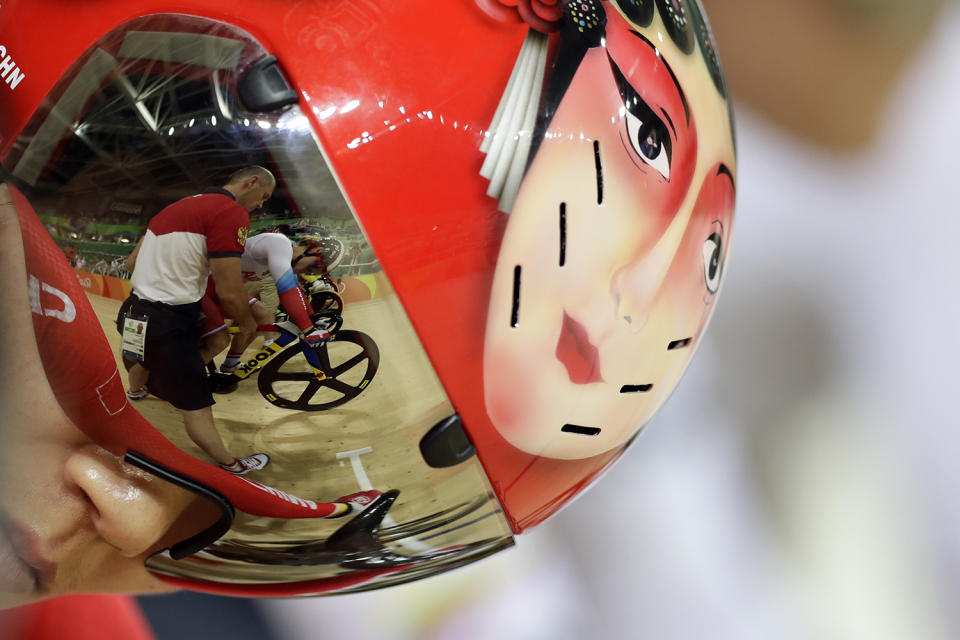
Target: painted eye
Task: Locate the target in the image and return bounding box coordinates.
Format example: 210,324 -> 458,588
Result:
702,231 -> 723,293
609,55 -> 673,180
623,110 -> 671,179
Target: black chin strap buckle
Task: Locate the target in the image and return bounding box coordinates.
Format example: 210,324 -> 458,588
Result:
124,450 -> 235,559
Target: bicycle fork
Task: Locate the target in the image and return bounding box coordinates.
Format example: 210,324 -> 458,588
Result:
298,337 -> 328,379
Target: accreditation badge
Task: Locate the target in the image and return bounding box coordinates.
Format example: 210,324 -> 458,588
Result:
121,313 -> 149,361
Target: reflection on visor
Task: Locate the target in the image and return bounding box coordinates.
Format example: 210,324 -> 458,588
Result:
5,13 -> 513,595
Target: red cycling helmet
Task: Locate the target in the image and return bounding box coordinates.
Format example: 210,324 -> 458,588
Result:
0,0 -> 735,596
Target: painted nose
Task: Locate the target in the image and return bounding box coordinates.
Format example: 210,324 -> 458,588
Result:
610,219 -> 687,329
612,261 -> 659,330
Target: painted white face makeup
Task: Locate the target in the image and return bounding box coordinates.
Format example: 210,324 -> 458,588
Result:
482,6 -> 735,460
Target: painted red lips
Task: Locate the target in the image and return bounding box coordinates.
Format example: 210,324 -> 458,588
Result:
555,312 -> 603,384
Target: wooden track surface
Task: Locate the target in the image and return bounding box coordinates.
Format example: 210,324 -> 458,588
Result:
87,291 -> 512,560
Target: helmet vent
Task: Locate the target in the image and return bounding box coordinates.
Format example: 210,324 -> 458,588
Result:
559,203 -> 567,267
510,265 -> 521,328
419,414 -> 477,469
620,384 -> 653,393
561,424 -> 601,436
238,56 -> 298,112
667,337 -> 692,350
593,139 -> 604,204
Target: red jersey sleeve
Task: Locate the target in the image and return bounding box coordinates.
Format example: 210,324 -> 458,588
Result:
206,200 -> 249,258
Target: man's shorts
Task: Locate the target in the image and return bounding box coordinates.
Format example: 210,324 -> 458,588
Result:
116,294 -> 214,412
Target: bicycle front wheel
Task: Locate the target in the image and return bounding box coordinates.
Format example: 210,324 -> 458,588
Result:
257,330 -> 380,411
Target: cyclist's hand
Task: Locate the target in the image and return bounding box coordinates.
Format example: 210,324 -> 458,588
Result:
304,326 -> 331,347
237,315 -> 258,341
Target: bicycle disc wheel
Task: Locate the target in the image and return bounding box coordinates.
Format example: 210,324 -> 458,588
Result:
257,330 -> 380,411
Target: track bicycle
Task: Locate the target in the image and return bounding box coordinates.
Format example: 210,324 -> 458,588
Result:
214,303 -> 379,412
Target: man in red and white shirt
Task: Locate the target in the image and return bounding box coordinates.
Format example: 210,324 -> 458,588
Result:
117,166 -> 275,475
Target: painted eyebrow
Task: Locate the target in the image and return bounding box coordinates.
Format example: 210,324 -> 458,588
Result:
627,30 -> 690,125
660,107 -> 677,139
717,163 -> 736,192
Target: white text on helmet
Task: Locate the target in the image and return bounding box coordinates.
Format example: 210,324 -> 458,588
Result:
0,45 -> 26,90
28,274 -> 76,323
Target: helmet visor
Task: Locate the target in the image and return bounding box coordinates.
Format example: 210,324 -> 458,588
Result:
3,13 -> 513,596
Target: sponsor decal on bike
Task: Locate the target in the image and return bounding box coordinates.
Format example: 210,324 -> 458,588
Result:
234,341 -> 283,379
243,478 -> 318,510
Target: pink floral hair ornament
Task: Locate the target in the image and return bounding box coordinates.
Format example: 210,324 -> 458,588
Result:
475,0 -> 565,33
479,0 -> 607,213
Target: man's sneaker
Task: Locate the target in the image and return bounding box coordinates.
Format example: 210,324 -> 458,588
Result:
335,489 -> 382,515
126,387 -> 148,401
220,453 -> 270,475
220,360 -> 241,374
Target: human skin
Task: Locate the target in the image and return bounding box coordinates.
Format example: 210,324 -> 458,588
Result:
0,184 -> 215,608
483,8 -> 735,460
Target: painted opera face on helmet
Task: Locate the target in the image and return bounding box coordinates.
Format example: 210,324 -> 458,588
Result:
483,1 -> 736,459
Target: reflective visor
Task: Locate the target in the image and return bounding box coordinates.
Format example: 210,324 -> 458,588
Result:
4,14 -> 513,595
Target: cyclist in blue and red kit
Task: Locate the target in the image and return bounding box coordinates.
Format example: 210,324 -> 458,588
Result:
211,231 -> 331,375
